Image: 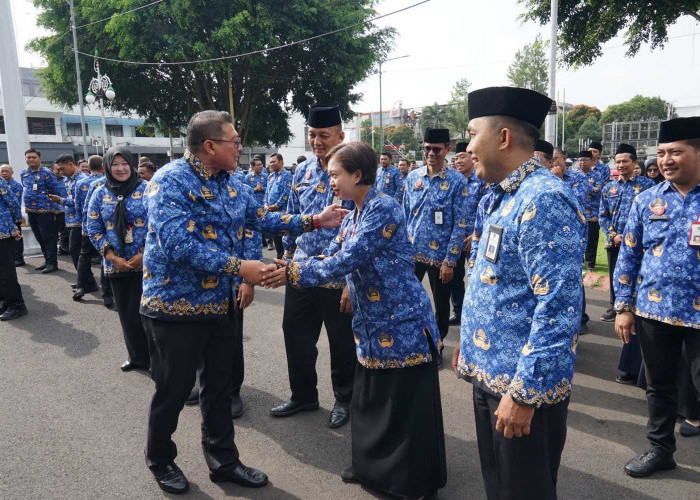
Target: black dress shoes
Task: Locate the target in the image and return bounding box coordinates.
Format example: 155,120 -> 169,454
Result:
0,301 -> 7,315
270,398 -> 319,417
70,283 -> 78,289
185,387 -> 199,406
328,402 -> 350,428
151,463 -> 189,494
73,283 -> 99,301
120,360 -> 148,372
35,262 -> 47,271
0,305 -> 28,321
231,394 -> 244,418
210,463 -> 268,488
679,420 -> 700,437
448,314 -> 461,325
103,296 -> 115,310
340,466 -> 358,483
14,259 -> 25,267
624,449 -> 676,478
41,263 -> 58,274
616,373 -> 636,385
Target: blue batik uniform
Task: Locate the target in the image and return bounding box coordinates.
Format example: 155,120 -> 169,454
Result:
395,172 -> 408,203
561,169 -> 587,207
265,169 -> 293,211
593,160 -> 611,184
20,167 -> 66,213
599,175 -> 654,247
243,173 -> 267,206
402,166 -> 469,268
374,165 -> 401,198
283,156 -> 354,278
579,170 -> 605,223
286,187 -> 441,368
141,150 -> 314,322
87,181 -> 149,275
613,181 -> 700,329
458,159 -> 586,407
0,178 -> 22,239
463,171 -> 487,239
234,181 -> 264,290
79,175 -> 106,232
7,179 -> 23,206
60,172 -> 87,228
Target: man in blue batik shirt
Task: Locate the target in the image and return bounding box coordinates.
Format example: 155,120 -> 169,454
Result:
588,141 -> 611,184
264,152 -> 291,259
0,176 -> 27,321
614,117 -> 700,479
452,87 -> 586,500
395,157 -> 410,203
48,154 -> 86,270
374,151 -> 400,197
577,150 -> 605,271
0,165 -> 25,267
403,128 -> 469,348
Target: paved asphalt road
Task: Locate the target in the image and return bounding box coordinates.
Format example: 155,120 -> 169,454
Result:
1,252 -> 699,499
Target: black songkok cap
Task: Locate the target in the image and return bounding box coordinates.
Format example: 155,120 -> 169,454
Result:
535,139 -> 554,156
589,141 -> 603,152
615,143 -> 636,156
424,128 -> 451,143
307,105 -> 342,128
455,142 -> 468,153
578,151 -> 593,159
658,117 -> 700,143
467,86 -> 553,128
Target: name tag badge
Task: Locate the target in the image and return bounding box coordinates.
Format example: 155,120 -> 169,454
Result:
690,222 -> 700,247
484,225 -> 503,263
332,195 -> 341,206
648,215 -> 669,221
33,183 -> 38,191
433,209 -> 444,226
125,227 -> 134,244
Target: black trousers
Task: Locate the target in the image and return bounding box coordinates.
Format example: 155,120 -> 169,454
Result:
678,345 -> 700,421
13,223 -> 24,262
110,274 -> 150,367
282,285 -> 356,404
56,213 -> 68,252
584,220 -> 599,269
76,235 -> 111,298
415,262 -> 451,340
473,387 -> 568,500
272,235 -> 284,260
605,246 -> 619,308
618,316 -> 643,376
144,312 -> 240,472
68,227 -> 82,270
27,212 -> 58,265
638,317 -> 700,456
0,238 -> 24,308
450,253 -> 466,317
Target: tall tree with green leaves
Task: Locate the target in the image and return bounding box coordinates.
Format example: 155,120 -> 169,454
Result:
420,103 -> 448,137
29,0 -> 393,146
600,95 -> 674,124
576,115 -> 602,144
506,34 -> 548,94
446,78 -> 471,140
567,104 -> 602,132
520,0 -> 700,66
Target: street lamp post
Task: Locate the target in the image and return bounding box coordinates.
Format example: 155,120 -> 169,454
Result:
85,51 -> 115,154
378,55 -> 409,150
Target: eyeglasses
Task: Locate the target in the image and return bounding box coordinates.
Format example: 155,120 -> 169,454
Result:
207,137 -> 242,147
422,146 -> 444,154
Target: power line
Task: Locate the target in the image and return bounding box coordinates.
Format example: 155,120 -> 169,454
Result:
75,0 -> 432,66
74,0 -> 165,30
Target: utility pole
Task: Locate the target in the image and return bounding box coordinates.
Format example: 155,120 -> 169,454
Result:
545,0 -> 558,144
68,0 -> 89,159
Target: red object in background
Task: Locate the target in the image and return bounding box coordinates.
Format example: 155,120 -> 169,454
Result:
611,169 -> 619,179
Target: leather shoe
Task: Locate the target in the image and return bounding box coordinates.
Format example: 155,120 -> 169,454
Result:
231,394 -> 244,418
679,420 -> 700,437
0,301 -> 7,315
120,360 -> 148,372
616,373 -> 636,385
41,263 -> 58,274
103,296 -> 115,310
340,466 -> 358,483
70,283 -> 78,289
185,387 -> 199,406
0,305 -> 28,321
328,402 -> 350,428
73,284 -> 99,301
600,309 -> 616,322
210,463 -> 268,488
14,260 -> 25,267
34,262 -> 47,271
270,398 -> 319,417
448,314 -> 460,325
624,449 -> 676,478
151,463 -> 189,494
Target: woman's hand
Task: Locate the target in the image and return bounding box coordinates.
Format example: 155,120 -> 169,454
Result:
317,205 -> 350,228
238,283 -> 254,309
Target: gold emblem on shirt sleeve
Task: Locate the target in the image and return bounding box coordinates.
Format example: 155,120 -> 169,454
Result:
382,224 -> 396,239
366,287 -> 381,302
531,274 -> 550,295
624,232 -> 637,247
480,265 -> 498,285
648,289 -> 662,303
472,329 -> 491,350
202,225 -> 218,239
429,240 -> 439,250
652,244 -> 663,257
617,274 -> 631,285
521,203 -> 537,223
378,333 -> 394,348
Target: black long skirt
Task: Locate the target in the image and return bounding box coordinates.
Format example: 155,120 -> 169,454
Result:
351,343 -> 447,498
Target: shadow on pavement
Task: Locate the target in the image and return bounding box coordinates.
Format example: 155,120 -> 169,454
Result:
571,384 -> 647,419
558,465 -> 658,499
211,482 -> 303,499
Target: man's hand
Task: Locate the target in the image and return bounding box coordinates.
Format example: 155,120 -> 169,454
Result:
464,234 -> 473,256
340,286 -> 352,313
112,256 -> 133,272
615,311 -> 636,344
127,253 -> 143,270
440,264 -> 453,284
261,259 -> 289,288
613,234 -> 622,247
238,283 -> 254,309
47,194 -> 61,202
494,393 -> 535,439
317,205 -> 350,228
239,260 -> 276,285
451,347 -> 460,374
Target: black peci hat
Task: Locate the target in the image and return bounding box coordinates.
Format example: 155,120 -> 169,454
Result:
589,141 -> 603,152
307,105 -> 342,128
424,128 -> 451,143
535,140 -> 554,156
455,142 -> 468,153
658,117 -> 700,143
578,151 -> 593,159
615,143 -> 636,156
467,86 -> 553,129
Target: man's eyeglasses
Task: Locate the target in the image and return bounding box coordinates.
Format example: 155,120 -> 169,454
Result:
207,137 -> 242,147
422,146 -> 444,154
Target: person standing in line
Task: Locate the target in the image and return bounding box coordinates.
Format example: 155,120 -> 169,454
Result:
614,117 -> 700,478
0,176 -> 27,320
244,157 -> 268,250
0,165 -> 25,267
577,150 -> 605,271
52,162 -> 71,256
395,158 -> 410,203
77,159 -> 90,174
87,147 -> 150,372
48,155 -> 86,271
454,86 -> 586,500
264,152 -> 292,260
588,141 -> 611,183
138,162 -> 156,182
374,151 -> 400,198
645,158 -> 665,184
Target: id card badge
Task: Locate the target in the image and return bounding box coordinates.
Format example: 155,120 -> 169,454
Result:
33,183 -> 38,191
484,225 -> 503,263
433,209 -> 444,226
125,227 -> 134,244
332,195 -> 342,206
690,221 -> 700,247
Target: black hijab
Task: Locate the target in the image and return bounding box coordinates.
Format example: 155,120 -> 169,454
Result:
104,146 -> 141,253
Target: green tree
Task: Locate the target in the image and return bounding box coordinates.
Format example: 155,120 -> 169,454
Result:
567,104 -> 601,133
506,34 -> 548,94
384,124 -> 420,153
600,95 -> 673,124
576,115 -> 602,144
420,103 -> 448,137
30,0 -> 393,146
360,118 -> 381,152
446,78 -> 471,140
520,0 -> 700,66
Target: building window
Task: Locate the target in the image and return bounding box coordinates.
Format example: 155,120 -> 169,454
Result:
135,126 -> 155,137
0,116 -> 5,134
66,122 -> 88,137
107,125 -> 124,137
27,117 -> 56,135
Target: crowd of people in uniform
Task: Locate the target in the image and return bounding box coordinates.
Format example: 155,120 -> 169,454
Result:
0,85 -> 699,500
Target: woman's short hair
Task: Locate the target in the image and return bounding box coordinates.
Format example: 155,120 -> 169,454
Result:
325,141 -> 377,186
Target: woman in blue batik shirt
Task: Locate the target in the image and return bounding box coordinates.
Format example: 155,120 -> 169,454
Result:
87,146 -> 150,372
262,141 -> 446,499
